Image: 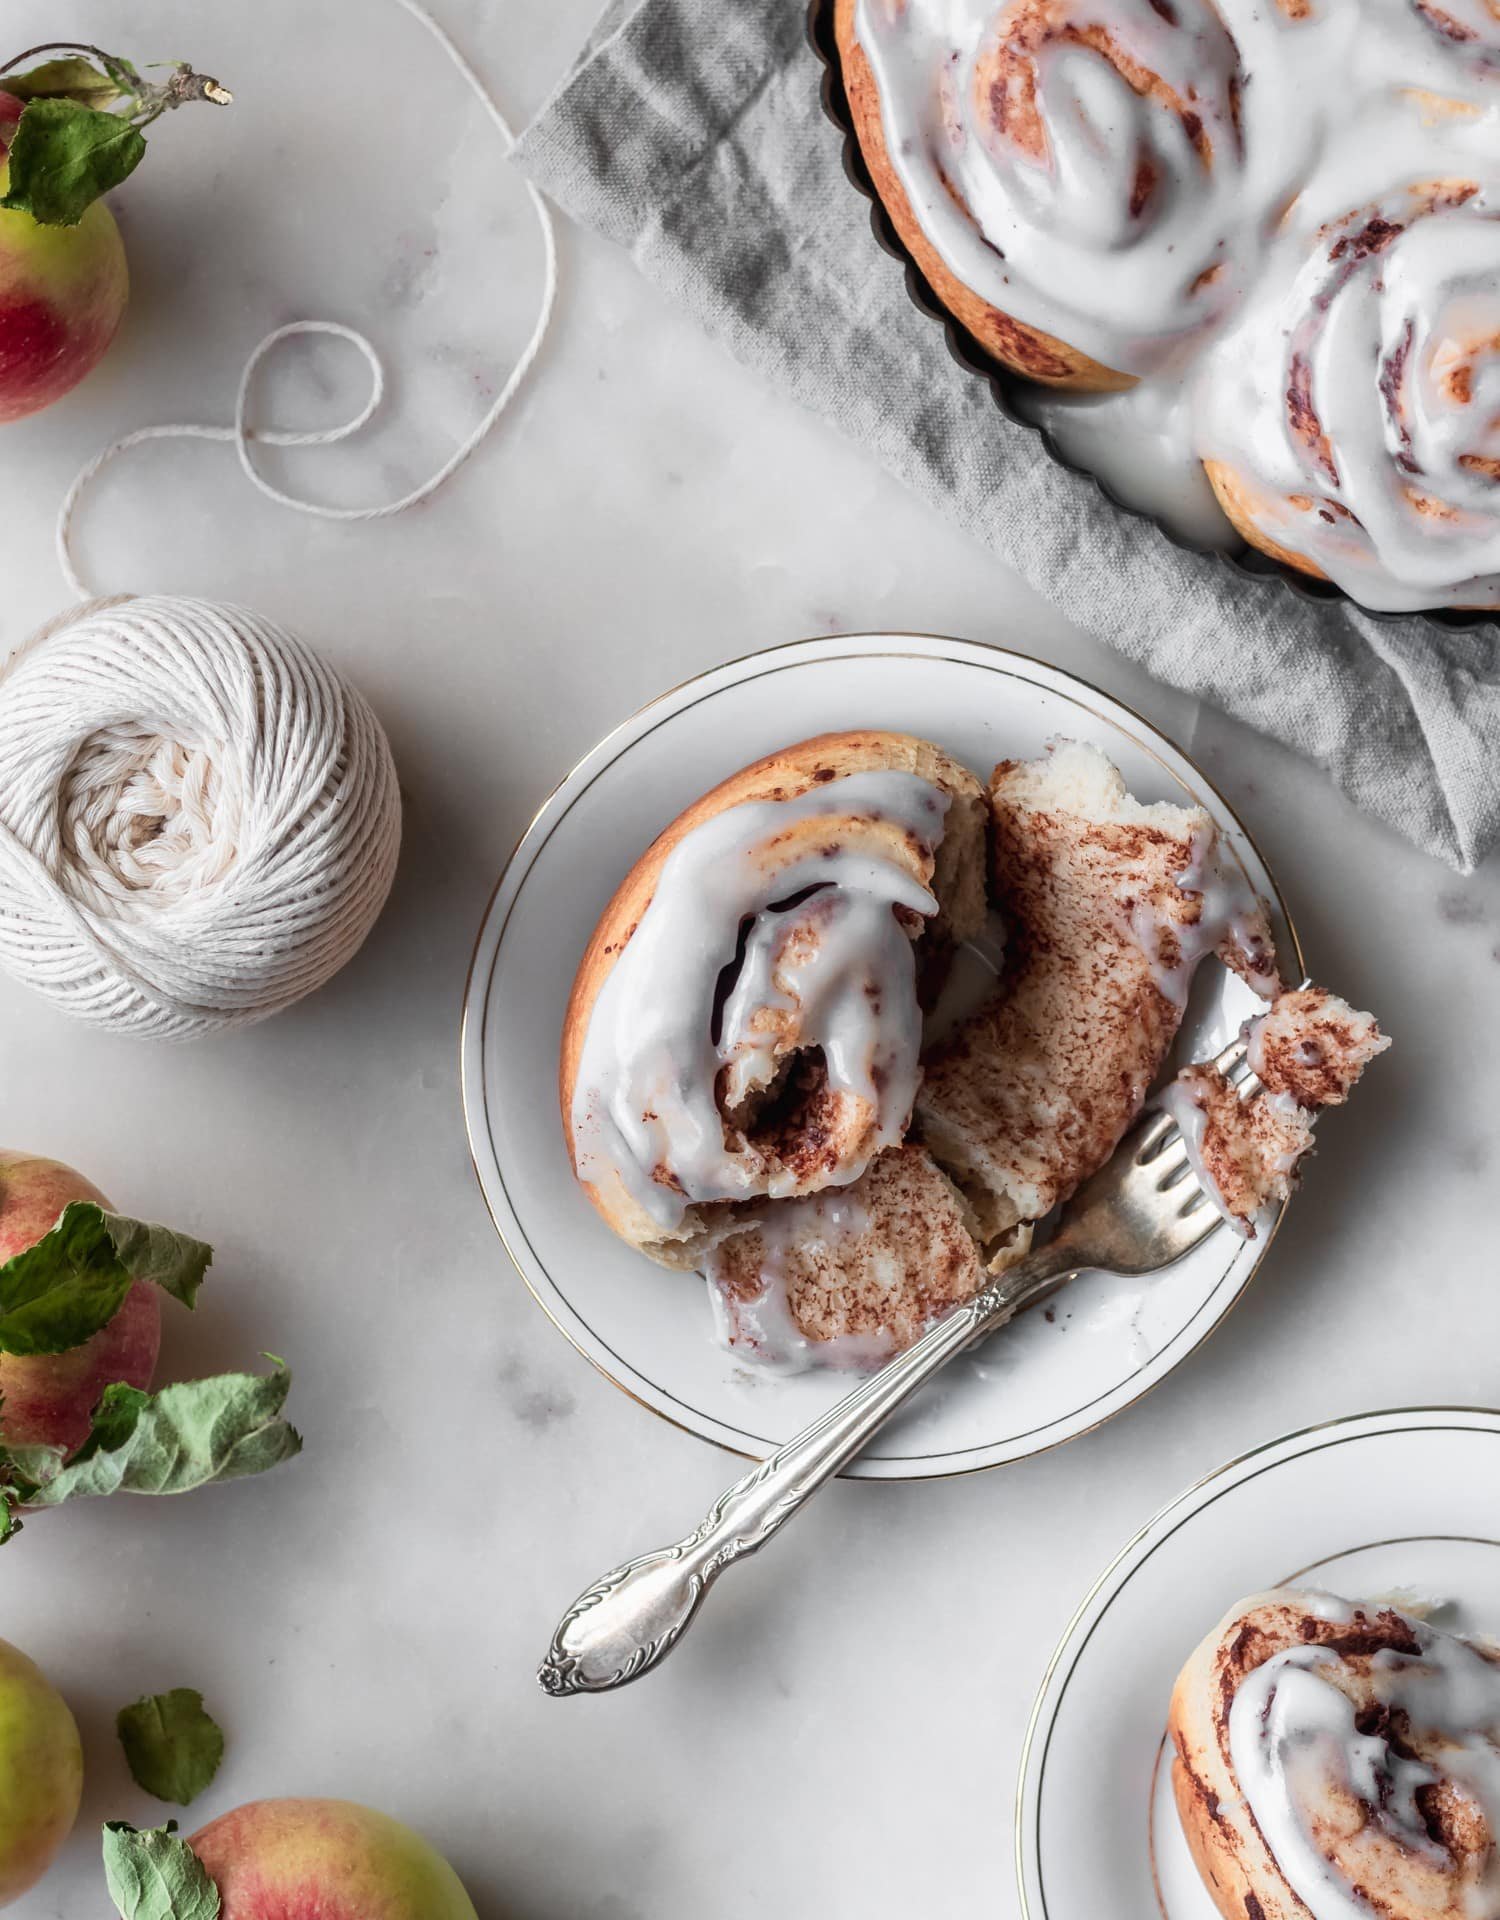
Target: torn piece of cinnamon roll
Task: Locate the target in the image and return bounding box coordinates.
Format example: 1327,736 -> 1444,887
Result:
916,740 -> 1279,1260
1160,987 -> 1389,1238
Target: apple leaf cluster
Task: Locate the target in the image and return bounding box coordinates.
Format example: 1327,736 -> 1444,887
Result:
0,47 -> 231,227
0,1366 -> 302,1542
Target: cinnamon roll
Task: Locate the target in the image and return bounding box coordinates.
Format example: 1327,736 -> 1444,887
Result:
835,0 -> 1264,387
561,731 -> 990,1270
564,736 -> 1377,1370
1170,1588 -> 1500,1919
1160,987 -> 1389,1237
1200,150 -> 1500,610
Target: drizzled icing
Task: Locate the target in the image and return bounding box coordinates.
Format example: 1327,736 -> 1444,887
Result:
1197,128 -> 1500,609
855,0 -> 1278,373
1156,1071 -> 1303,1235
704,1188 -> 902,1373
855,0 -> 1500,609
1229,1594 -> 1500,1919
1123,826 -> 1278,1009
570,771 -> 949,1232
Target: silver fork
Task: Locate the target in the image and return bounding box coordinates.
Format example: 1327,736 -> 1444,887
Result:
538,1037 -> 1261,1697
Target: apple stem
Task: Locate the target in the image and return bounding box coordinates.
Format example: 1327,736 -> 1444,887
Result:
160,67 -> 234,110
0,42 -> 232,114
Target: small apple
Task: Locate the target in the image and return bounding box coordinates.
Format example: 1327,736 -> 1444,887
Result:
0,1150 -> 161,1455
0,1635 -> 82,1907
0,90 -> 129,425
188,1799 -> 481,1920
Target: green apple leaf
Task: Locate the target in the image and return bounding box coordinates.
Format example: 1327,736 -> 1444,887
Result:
117,1690 -> 224,1806
103,1821 -> 221,1920
67,1382 -> 152,1465
0,97 -> 146,226
0,1201 -> 212,1357
0,1202 -> 134,1356
99,1211 -> 213,1310
13,1366 -> 302,1507
2,58 -> 127,108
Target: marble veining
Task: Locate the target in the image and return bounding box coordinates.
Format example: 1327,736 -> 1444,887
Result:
0,1 -> 1496,1916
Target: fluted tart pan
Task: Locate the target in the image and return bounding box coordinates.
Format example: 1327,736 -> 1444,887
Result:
806,0 -> 1496,634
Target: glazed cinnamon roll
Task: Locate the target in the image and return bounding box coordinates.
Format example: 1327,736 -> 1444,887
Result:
564,736 -> 1376,1370
834,0 -> 1312,386
561,731 -> 989,1270
1200,147 -> 1500,610
1171,1588 -> 1500,1919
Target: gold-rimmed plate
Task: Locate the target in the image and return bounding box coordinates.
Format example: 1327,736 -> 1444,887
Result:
460,632 -> 1301,1480
1016,1405 -> 1500,1917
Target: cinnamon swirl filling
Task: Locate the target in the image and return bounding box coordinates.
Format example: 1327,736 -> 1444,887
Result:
1172,1590 -> 1500,1920
1200,172 -> 1500,607
855,0 -> 1261,371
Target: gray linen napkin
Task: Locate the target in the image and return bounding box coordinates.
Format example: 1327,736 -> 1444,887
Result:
516,0 -> 1500,870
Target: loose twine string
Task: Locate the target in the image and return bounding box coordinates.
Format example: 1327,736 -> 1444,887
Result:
56,0 -> 558,598
0,0 -> 555,1040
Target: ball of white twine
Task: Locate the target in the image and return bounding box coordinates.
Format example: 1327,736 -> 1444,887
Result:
0,595 -> 402,1041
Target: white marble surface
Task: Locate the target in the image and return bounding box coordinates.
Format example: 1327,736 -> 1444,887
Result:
1,3 -> 1497,1916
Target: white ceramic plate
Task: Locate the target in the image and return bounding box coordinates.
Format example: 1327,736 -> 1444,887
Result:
1016,1406 -> 1500,1918
460,633 -> 1300,1480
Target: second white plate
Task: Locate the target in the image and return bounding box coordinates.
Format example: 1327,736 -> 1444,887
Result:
461,633 -> 1300,1479
1017,1405 -> 1500,1918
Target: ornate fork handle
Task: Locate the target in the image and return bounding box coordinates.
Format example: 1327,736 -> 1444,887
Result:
537,1244 -> 1077,1696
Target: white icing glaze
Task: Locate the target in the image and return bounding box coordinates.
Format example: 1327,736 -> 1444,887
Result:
1177,833 -> 1279,991
570,770 -> 949,1231
1017,375 -> 1241,550
1124,825 -> 1278,1009
704,1188 -> 908,1373
1229,1594 -> 1500,1920
1245,1002 -> 1326,1090
1156,1073 -> 1252,1232
855,0 -> 1500,609
854,0 -> 1301,372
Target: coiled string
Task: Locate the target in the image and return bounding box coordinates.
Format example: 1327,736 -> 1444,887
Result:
0,594 -> 404,1040
55,0 -> 559,598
